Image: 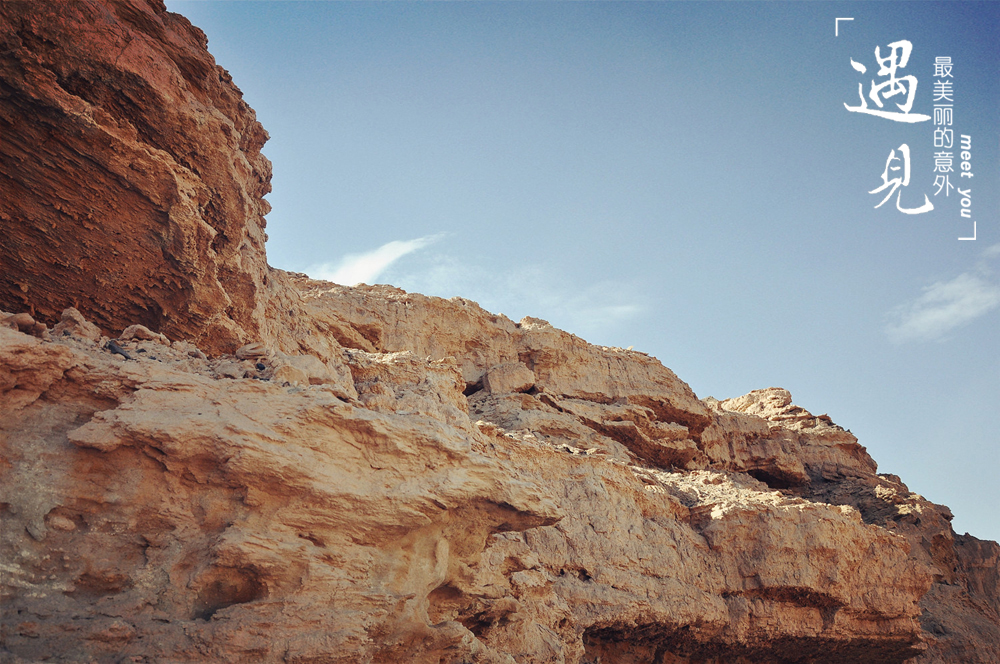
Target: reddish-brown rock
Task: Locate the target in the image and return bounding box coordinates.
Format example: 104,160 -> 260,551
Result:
1,2 -> 997,662
0,0 -> 272,353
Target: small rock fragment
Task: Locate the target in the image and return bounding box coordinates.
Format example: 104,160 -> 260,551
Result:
16,621 -> 40,638
6,312 -> 35,329
119,324 -> 169,345
172,340 -> 208,360
272,363 -> 309,386
236,342 -> 267,360
214,360 -> 246,379
48,515 -> 77,532
2,312 -> 49,338
272,353 -> 339,386
483,362 -> 536,394
105,339 -> 133,360
52,307 -> 102,341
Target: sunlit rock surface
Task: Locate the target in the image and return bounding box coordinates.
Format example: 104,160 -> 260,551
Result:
1,2 -> 997,662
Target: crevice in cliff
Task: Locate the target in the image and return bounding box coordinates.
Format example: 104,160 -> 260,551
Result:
583,621 -> 924,664
723,585 -> 845,611
462,378 -> 484,397
745,467 -> 799,490
73,569 -> 135,598
628,395 -> 710,441
191,566 -> 267,620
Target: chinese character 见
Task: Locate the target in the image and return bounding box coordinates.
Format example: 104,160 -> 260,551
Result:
869,144 -> 934,213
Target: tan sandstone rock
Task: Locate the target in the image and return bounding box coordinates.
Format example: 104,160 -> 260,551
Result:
51,307 -> 102,342
484,362 -> 536,395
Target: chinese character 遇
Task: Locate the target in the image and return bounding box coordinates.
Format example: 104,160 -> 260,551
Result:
845,40 -> 931,122
869,144 -> 934,213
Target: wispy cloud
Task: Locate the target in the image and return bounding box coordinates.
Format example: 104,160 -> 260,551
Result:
301,236 -> 643,343
885,244 -> 1000,343
385,255 -> 645,344
306,235 -> 441,285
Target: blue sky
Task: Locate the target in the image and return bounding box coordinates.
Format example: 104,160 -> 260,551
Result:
167,1 -> 999,542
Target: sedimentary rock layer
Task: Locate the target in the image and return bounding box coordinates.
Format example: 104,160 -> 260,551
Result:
0,0 -> 272,353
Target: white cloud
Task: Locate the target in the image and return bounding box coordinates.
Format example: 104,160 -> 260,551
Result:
307,235 -> 440,285
385,256 -> 644,344
885,246 -> 1000,343
302,237 -> 644,344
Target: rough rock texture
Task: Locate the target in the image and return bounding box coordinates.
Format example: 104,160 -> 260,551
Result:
1,2 -> 998,663
0,0 -> 272,353
3,299 -> 998,663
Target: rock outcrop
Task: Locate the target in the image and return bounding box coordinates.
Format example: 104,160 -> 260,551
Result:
0,0 -> 271,353
1,2 -> 997,663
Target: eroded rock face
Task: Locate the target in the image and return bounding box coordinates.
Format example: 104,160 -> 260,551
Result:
0,0 -> 272,353
4,299 -> 998,663
1,2 -> 997,662
0,317 -> 930,664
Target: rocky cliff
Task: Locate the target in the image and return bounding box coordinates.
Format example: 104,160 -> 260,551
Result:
0,0 -> 272,353
1,2 -> 998,663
